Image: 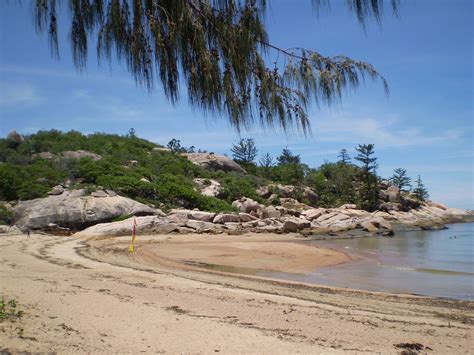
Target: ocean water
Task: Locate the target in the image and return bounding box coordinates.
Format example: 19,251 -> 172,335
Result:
258,223 -> 474,300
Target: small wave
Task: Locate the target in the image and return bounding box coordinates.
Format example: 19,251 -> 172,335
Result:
392,266 -> 416,271
414,268 -> 474,276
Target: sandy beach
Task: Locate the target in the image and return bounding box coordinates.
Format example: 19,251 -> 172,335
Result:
1,232 -> 473,353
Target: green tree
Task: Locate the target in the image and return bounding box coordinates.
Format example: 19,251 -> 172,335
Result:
354,144 -> 378,173
390,168 -> 411,191
258,153 -> 274,178
167,138 -> 185,153
30,0 -> 397,132
338,149 -> 351,164
354,144 -> 379,211
0,165 -> 21,201
231,138 -> 258,165
127,128 -> 136,138
413,175 -> 429,201
307,162 -> 357,207
277,148 -> 301,165
272,149 -> 305,185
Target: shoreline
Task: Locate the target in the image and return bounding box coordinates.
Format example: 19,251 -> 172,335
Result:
1,232 -> 473,353
84,230 -> 473,301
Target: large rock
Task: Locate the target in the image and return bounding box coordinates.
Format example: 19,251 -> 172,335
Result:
194,178 -> 222,197
400,194 -> 421,210
379,202 -> 401,212
168,212 -> 189,224
379,186 -> 400,203
300,208 -> 323,221
360,221 -> 378,233
213,214 -> 240,224
76,216 -> 178,237
61,150 -> 102,161
232,197 -> 260,214
339,204 -> 357,210
168,209 -> 216,222
238,213 -> 258,222
319,213 -> 351,226
256,186 -> 272,198
281,220 -> 298,233
182,153 -> 246,173
185,220 -> 218,232
33,152 -> 56,160
0,225 -> 22,235
302,187 -> 318,205
280,217 -> 311,232
47,185 -> 64,195
91,190 -> 108,198
14,190 -> 156,231
189,210 -> 216,222
263,206 -> 281,219
359,216 -> 392,233
258,184 -> 317,206
427,201 -> 447,211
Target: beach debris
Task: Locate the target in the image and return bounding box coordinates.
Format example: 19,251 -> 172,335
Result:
394,342 -> 432,354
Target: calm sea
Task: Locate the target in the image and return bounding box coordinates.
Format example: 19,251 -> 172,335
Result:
259,222 -> 474,300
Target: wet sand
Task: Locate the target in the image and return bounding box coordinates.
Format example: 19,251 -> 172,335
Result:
1,233 -> 473,353
139,233 -> 350,274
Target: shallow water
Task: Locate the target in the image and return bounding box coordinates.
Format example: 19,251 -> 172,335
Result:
255,223 -> 474,300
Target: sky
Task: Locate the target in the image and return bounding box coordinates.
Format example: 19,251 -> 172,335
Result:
0,0 -> 473,209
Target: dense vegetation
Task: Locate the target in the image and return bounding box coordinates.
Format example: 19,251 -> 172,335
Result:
0,130 -> 428,221
0,130 -> 246,213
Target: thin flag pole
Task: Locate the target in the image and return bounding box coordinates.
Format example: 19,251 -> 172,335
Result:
128,217 -> 137,253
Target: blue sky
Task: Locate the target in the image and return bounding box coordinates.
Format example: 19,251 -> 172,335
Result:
0,0 -> 473,209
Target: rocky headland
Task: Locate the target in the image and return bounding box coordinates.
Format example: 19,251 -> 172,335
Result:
3,183 -> 472,238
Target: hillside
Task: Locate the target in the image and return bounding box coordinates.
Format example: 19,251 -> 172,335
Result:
0,130 -> 434,225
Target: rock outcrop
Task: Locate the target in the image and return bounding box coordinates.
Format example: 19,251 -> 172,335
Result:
0,225 -> 22,235
232,197 -> 261,214
32,152 -> 56,160
213,214 -> 240,224
61,150 -> 102,161
13,186 -> 473,238
379,186 -> 401,203
194,178 -> 222,197
47,185 -> 64,195
14,189 -> 156,232
75,216 -> 178,237
182,153 -> 246,173
74,198 -> 474,238
257,184 -> 318,206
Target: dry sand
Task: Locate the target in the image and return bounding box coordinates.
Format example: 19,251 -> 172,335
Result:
1,232 -> 473,354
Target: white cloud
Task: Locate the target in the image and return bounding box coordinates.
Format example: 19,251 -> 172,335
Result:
0,82 -> 43,105
311,112 -> 464,148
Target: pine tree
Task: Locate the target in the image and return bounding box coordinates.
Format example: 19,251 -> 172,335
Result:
354,144 -> 379,211
277,148 -> 301,165
354,144 -> 378,173
338,148 -> 351,164
28,0 -> 398,132
413,175 -> 429,201
258,153 -> 274,169
390,168 -> 411,191
258,153 -> 274,178
231,138 -> 258,164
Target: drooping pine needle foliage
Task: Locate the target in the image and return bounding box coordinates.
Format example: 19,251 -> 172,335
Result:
32,0 -> 399,133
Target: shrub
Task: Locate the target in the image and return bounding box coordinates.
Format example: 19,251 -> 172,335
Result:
0,204 -> 13,225
218,173 -> 263,203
